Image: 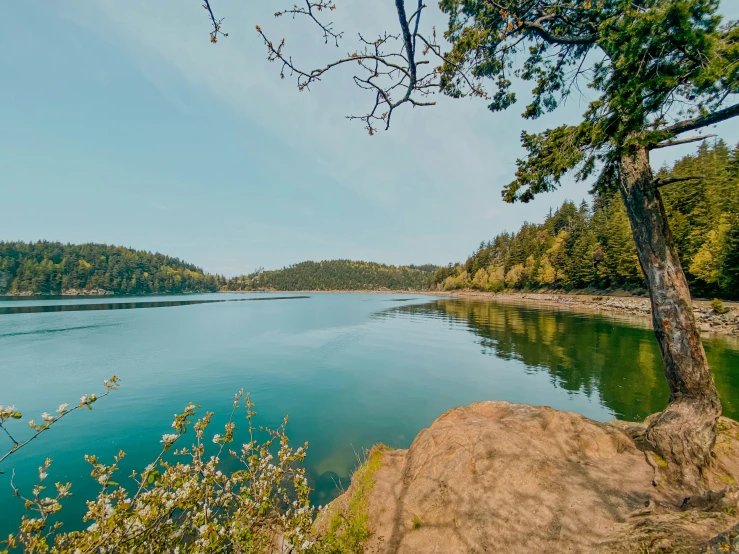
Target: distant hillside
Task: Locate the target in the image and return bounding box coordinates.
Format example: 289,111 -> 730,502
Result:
226,260 -> 438,291
0,242 -> 223,295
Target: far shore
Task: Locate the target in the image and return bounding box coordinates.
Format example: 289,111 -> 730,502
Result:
225,288 -> 739,339
5,287 -> 737,339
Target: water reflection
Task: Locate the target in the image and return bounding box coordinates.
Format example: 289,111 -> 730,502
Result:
0,296 -> 310,315
378,299 -> 739,421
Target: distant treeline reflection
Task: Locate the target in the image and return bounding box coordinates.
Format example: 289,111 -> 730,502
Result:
0,296 -> 310,315
379,300 -> 739,422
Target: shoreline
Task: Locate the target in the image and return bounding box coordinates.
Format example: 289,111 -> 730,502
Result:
5,287 -> 737,339
440,290 -> 739,338
227,288 -> 739,339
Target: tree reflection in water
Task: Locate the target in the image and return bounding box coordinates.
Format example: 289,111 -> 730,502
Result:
378,299 -> 739,422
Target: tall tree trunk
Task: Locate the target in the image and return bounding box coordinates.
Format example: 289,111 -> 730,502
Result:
618,147 -> 722,486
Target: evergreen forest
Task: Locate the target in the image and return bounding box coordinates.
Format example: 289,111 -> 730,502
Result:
430,141 -> 739,300
226,260 -> 438,291
0,242 -> 223,295
4,143 -> 737,298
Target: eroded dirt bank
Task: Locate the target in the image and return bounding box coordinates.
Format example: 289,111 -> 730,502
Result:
318,402 -> 739,553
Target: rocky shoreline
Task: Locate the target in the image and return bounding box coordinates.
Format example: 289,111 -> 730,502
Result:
2,288 -> 115,297
318,401 -> 739,553
427,290 -> 739,338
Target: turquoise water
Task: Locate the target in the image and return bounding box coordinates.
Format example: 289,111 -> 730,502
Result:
1,292 -> 738,536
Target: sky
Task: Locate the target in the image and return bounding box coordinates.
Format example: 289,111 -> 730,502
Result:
2,1 -> 738,277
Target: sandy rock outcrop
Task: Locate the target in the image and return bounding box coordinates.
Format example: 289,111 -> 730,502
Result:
320,402 -> 739,553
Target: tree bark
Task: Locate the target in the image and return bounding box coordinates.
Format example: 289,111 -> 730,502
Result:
618,147 -> 722,486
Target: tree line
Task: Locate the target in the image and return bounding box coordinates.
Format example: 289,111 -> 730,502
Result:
431,141 -> 739,300
0,242 -> 223,295
225,260 -> 438,291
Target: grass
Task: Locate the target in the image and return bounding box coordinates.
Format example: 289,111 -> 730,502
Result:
412,515 -> 422,530
320,444 -> 388,553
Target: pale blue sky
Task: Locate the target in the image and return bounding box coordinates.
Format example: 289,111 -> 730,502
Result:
2,1 -> 737,276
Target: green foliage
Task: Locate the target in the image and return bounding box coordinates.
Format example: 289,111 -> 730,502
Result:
321,445 -> 386,553
711,298 -> 728,314
439,0 -> 738,202
0,242 -> 223,295
431,142 -> 739,299
227,260 -> 437,291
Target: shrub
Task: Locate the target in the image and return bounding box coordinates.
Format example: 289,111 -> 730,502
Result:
711,298 -> 728,314
1,380 -> 322,553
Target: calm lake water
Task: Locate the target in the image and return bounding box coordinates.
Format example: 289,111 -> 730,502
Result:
1,292 -> 738,535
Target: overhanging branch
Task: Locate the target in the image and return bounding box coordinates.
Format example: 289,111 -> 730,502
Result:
257,0 -> 455,134
664,103 -> 739,136
521,20 -> 598,46
651,134 -> 716,150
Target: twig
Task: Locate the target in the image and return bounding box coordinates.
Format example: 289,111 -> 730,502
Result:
202,0 -> 228,43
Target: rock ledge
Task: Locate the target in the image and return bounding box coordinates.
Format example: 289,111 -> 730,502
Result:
319,402 -> 739,553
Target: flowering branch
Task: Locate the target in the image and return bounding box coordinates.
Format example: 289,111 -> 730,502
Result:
2,391 -> 318,553
0,376 -> 120,470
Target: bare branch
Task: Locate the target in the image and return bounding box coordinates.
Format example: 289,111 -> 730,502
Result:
395,0 -> 417,97
655,175 -> 702,188
257,1 -> 449,134
664,102 -> 739,136
202,0 -> 228,43
651,134 -> 717,150
275,1 -> 343,46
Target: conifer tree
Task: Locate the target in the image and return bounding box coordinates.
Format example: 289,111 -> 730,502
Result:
248,0 -> 738,481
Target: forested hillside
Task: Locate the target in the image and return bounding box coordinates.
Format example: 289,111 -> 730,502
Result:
0,242 -> 223,295
226,260 -> 437,291
431,141 -> 739,299
6,144 -> 735,298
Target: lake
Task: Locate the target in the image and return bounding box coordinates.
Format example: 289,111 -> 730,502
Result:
1,292 -> 738,536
